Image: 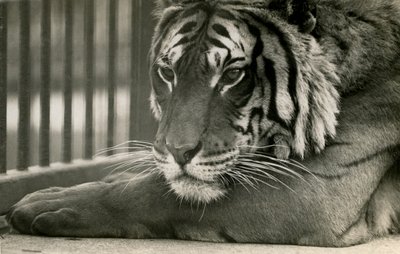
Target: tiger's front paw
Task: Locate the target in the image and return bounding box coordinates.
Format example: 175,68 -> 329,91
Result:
6,183 -> 106,236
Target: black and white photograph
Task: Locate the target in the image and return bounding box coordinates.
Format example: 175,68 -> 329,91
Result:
0,0 -> 399,253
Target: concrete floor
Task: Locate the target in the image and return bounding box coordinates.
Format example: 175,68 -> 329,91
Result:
1,216 -> 400,254
1,234 -> 400,254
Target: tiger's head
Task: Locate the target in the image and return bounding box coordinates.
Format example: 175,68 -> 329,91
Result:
150,0 -> 340,203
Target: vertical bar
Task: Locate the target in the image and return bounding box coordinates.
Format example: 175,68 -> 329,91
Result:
107,0 -> 118,155
17,0 -> 31,171
84,0 -> 94,159
63,0 -> 73,163
129,0 -> 142,142
39,0 -> 51,167
0,2 -> 7,173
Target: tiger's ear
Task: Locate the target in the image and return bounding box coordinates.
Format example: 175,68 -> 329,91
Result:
270,0 -> 318,33
289,0 -> 317,33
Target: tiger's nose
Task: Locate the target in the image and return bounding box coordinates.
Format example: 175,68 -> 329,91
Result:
166,141 -> 202,166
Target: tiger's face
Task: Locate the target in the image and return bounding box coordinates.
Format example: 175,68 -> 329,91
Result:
150,2 -> 339,203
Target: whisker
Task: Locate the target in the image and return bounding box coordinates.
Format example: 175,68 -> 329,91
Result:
124,140 -> 154,146
97,140 -> 152,151
237,144 -> 289,150
237,165 -> 295,193
224,171 -> 253,192
238,159 -> 296,179
104,151 -> 156,177
96,146 -> 152,154
199,203 -> 207,222
95,146 -> 152,157
120,167 -> 157,195
243,151 -> 310,173
230,170 -> 257,188
225,171 -> 258,192
107,161 -> 156,178
232,167 -> 279,190
240,152 -> 316,186
100,152 -> 153,160
238,158 -> 306,182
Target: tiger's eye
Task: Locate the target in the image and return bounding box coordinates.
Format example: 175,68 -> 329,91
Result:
220,69 -> 244,84
158,66 -> 175,82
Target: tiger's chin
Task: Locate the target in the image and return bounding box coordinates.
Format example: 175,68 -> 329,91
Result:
169,176 -> 227,203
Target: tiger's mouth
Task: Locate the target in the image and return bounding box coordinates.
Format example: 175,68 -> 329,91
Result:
154,148 -> 239,203
169,174 -> 228,203
150,142 -> 307,203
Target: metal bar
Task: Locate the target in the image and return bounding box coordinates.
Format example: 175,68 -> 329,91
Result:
129,0 -> 142,142
39,0 -> 51,167
17,0 -> 31,171
0,2 -> 7,173
84,0 -> 95,159
107,0 -> 118,156
63,0 -> 73,163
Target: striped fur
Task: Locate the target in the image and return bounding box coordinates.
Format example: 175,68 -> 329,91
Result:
150,0 -> 341,202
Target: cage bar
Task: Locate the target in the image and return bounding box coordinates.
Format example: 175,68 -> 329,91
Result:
63,0 -> 73,163
39,0 -> 51,167
129,0 -> 142,142
84,0 -> 95,159
17,1 -> 31,171
0,2 -> 7,173
107,0 -> 118,156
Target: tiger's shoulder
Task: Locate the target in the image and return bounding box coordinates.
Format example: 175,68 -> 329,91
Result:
313,0 -> 400,94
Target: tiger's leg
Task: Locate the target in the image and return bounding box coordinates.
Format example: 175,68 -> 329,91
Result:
5,168 -> 385,246
321,159 -> 400,247
6,176 -> 174,238
366,160 -> 400,236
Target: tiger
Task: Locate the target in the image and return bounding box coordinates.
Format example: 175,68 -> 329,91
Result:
6,0 -> 400,247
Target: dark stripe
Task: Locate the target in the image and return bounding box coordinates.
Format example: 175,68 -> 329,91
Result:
259,123 -> 276,141
246,23 -> 263,58
263,57 -> 289,128
39,0 -> 51,167
215,9 -> 237,21
171,36 -> 192,48
240,10 -> 299,126
239,42 -> 245,51
107,0 -> 118,156
84,0 -> 94,159
157,8 -> 184,33
212,23 -> 231,39
230,121 -> 245,133
225,57 -> 245,66
179,3 -> 209,19
223,1 -> 254,6
153,10 -> 184,60
343,145 -> 400,168
17,0 -> 31,171
177,21 -> 197,34
215,53 -> 221,67
63,0 -> 73,163
0,2 -> 7,172
223,23 -> 261,109
154,3 -> 211,59
245,107 -> 264,136
205,34 -> 233,66
208,37 -> 229,50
